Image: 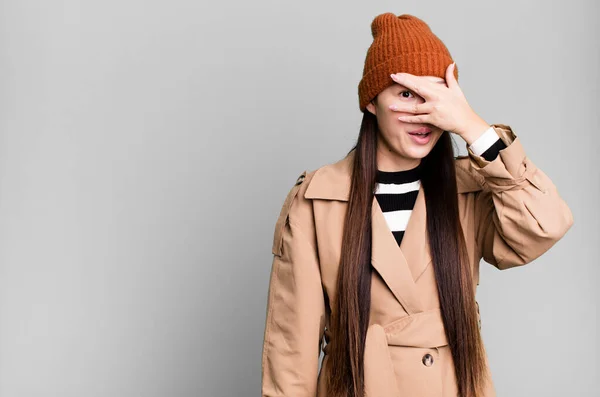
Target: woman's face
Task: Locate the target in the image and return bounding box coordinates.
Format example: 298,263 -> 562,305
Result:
365,76 -> 446,171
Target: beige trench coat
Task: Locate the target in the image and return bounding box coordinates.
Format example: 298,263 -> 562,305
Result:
261,124 -> 574,397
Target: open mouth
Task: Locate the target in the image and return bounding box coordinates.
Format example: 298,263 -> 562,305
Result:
408,132 -> 431,137
407,129 -> 432,144
408,127 -> 432,137
409,132 -> 431,138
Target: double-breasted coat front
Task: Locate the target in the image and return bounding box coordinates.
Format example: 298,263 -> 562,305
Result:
261,124 -> 574,396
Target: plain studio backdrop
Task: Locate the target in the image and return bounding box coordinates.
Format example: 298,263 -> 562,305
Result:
0,0 -> 597,396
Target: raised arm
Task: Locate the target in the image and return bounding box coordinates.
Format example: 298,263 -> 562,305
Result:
469,124 -> 574,269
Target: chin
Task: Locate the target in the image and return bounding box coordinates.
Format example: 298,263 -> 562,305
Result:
405,146 -> 434,158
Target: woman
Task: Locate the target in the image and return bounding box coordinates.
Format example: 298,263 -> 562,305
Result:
261,13 -> 573,397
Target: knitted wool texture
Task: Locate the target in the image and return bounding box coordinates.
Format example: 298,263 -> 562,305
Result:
358,13 -> 459,112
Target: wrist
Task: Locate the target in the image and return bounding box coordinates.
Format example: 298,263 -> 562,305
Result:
460,116 -> 491,146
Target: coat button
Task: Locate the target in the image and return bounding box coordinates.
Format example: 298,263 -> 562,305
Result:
422,353 -> 434,367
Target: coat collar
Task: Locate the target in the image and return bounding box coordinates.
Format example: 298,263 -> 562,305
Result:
304,149 -> 483,314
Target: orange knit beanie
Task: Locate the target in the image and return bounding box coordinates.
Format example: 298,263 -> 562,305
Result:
358,13 -> 459,112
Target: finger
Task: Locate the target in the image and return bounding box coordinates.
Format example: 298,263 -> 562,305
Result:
397,114 -> 431,123
389,102 -> 433,114
445,62 -> 458,90
390,73 -> 438,100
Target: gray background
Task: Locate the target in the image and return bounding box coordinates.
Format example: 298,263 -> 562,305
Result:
0,0 -> 597,396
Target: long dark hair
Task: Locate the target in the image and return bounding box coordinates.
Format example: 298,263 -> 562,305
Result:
325,109 -> 487,397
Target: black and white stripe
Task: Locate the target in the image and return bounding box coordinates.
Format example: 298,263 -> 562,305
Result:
374,163 -> 423,246
469,126 -> 507,161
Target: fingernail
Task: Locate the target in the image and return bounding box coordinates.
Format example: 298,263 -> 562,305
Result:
389,104 -> 397,110
390,74 -> 397,80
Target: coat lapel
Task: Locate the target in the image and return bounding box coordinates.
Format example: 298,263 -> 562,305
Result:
303,149 -> 483,315
371,182 -> 429,314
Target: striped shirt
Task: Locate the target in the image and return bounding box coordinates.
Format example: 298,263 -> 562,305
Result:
374,126 -> 506,246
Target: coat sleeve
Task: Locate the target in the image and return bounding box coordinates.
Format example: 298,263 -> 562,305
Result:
261,171 -> 326,397
468,124 -> 574,270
